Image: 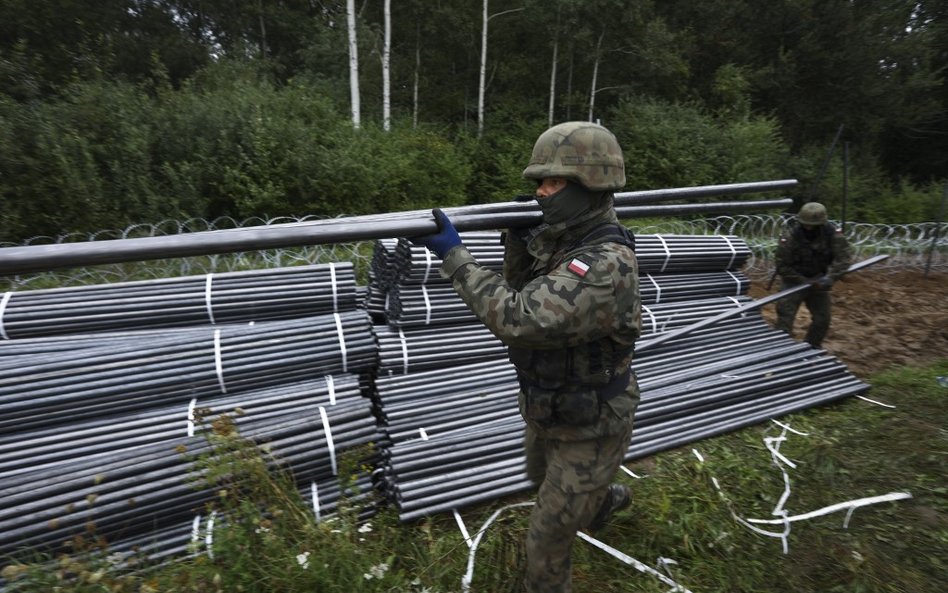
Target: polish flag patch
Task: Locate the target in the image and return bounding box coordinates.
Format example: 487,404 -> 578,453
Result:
567,258 -> 590,277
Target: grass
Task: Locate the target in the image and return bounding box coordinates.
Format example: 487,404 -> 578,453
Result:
3,361 -> 945,593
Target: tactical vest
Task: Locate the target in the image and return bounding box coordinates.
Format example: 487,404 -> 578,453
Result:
508,222 -> 637,400
789,222 -> 835,278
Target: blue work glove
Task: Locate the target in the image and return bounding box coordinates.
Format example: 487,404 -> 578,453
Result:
410,208 -> 462,259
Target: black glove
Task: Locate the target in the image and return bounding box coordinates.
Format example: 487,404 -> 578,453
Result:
409,208 -> 462,259
817,275 -> 833,290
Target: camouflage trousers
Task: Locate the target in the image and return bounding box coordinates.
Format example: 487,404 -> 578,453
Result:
522,424 -> 634,593
775,283 -> 833,347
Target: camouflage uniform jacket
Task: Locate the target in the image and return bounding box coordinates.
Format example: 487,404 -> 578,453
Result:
440,207 -> 641,441
775,222 -> 853,285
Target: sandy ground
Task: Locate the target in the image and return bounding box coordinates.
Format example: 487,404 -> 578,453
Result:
749,269 -> 948,378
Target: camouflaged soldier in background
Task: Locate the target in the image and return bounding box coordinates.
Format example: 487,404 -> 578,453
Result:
412,121 -> 641,593
774,202 -> 853,348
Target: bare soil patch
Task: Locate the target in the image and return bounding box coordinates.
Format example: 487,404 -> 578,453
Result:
749,269 -> 948,378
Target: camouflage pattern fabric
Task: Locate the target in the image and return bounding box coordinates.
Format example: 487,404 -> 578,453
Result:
774,222 -> 853,347
439,197 -> 640,593
522,424 -> 634,593
522,121 -> 627,191
775,222 -> 853,284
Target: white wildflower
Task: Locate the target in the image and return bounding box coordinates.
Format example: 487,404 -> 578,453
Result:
296,552 -> 310,569
363,562 -> 389,580
357,522 -> 373,533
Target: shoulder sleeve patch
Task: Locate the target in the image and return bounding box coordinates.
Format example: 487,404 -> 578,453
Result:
567,258 -> 590,277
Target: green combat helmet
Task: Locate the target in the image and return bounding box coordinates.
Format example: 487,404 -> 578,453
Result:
798,202 -> 828,226
522,121 -> 626,191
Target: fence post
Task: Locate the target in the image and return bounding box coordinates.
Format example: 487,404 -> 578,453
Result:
925,181 -> 947,277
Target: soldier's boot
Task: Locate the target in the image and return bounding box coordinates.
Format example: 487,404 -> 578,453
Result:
588,484 -> 631,532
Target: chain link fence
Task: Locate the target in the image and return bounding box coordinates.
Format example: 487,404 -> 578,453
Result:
3,214 -> 945,290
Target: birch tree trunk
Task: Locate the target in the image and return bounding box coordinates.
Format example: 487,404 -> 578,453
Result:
547,37 -> 558,128
413,38 -> 420,129
382,0 -> 391,131
587,31 -> 604,122
477,0 -> 488,138
346,0 -> 361,129
566,48 -> 573,120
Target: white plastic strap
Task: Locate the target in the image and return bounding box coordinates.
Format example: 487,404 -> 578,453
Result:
190,515 -> 202,547
726,270 -> 742,295
187,398 -> 197,437
333,313 -> 348,372
319,406 -> 338,475
453,509 -> 473,548
311,481 -> 321,522
421,284 -> 432,325
206,510 -> 217,559
646,274 -> 661,303
720,235 -> 738,270
325,375 -> 336,405
213,329 -> 227,393
771,419 -> 809,436
726,296 -> 744,317
418,427 -> 429,440
856,395 -> 896,408
577,532 -> 694,593
461,502 -> 536,592
642,304 -> 658,334
655,235 -> 672,272
398,328 -> 410,375
204,274 -> 216,325
422,249 -> 433,284
0,292 -> 12,340
621,465 -> 645,479
746,492 -> 913,526
329,262 -> 338,312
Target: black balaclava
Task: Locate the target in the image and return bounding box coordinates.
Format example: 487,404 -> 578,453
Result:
537,180 -> 609,226
800,224 -> 822,241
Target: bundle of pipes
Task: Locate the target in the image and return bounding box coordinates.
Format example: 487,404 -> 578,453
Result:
373,360 -> 520,444
101,470 -> 378,570
0,263 -> 359,340
0,309 -> 378,433
380,234 -> 751,327
0,374 -> 365,477
635,234 -> 750,273
372,295 -> 761,383
0,398 -> 382,560
378,314 -> 868,522
373,321 -> 509,376
365,239 -> 399,322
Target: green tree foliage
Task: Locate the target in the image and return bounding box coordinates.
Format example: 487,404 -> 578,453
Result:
609,97 -> 789,190
0,0 -> 945,241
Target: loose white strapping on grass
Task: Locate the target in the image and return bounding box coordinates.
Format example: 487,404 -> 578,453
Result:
459,502 -> 693,593
856,395 -> 896,408
460,502 -> 535,593
621,465 -> 646,479
577,532 -> 694,593
453,509 -> 473,548
696,420 -> 914,554
745,492 -> 913,527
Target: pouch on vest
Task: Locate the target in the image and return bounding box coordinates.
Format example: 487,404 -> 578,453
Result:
523,383 -> 602,427
553,386 -> 602,426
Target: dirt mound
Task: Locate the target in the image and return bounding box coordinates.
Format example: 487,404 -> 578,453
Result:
749,269 -> 948,378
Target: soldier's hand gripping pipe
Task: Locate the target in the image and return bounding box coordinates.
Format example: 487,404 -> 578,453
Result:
410,208 -> 462,259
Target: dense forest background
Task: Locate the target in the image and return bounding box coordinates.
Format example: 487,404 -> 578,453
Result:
0,0 -> 945,242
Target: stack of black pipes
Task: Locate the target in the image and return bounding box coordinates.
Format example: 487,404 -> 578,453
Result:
0,263 -> 383,564
368,231 -> 869,521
